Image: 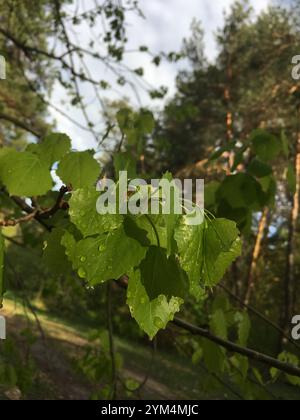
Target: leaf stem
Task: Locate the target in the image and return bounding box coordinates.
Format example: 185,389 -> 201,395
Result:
144,214 -> 161,248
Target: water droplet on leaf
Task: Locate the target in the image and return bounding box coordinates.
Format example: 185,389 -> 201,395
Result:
78,267 -> 86,278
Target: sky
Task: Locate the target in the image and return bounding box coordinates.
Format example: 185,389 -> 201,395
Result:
50,0 -> 271,151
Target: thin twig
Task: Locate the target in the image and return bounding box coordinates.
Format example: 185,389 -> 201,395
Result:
173,318 -> 300,378
219,283 -> 300,352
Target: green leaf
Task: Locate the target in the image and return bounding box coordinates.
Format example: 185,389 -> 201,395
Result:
205,181 -> 220,208
210,309 -> 227,339
251,130 -> 281,162
57,151 -> 100,189
202,340 -> 225,373
43,228 -> 72,275
175,218 -> 241,289
162,172 -> 181,255
139,246 -> 186,300
271,352 -> 300,386
69,187 -> 123,237
253,368 -> 264,385
287,164 -> 296,194
28,133 -> 71,167
117,108 -> 132,132
202,220 -> 242,286
0,230 -> 4,307
62,225 -> 147,285
235,311 -> 251,346
60,230 -> 77,261
127,269 -> 183,339
231,355 -> 249,380
134,215 -> 167,249
123,216 -> 151,247
116,109 -> 154,146
259,175 -> 277,206
248,159 -> 272,178
216,201 -> 251,235
212,294 -> 230,313
0,149 -> 52,196
113,152 -> 137,179
138,111 -> 155,134
281,131 -> 289,158
217,174 -> 264,210
192,348 -> 203,365
175,221 -> 205,295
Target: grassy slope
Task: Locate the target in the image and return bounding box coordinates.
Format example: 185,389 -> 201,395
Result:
0,296 -> 299,400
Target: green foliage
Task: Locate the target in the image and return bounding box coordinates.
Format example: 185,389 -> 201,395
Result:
235,311 -> 251,347
175,218 -> 242,290
139,246 -> 186,300
116,108 -> 154,149
0,334 -> 37,396
162,172 -> 181,256
247,159 -> 273,178
1,0 -> 299,400
0,230 -> 4,307
127,269 -> 183,340
210,309 -> 228,340
250,130 -> 281,162
63,181 -> 241,337
28,133 -> 71,168
69,187 -> 123,237
202,340 -> 226,374
57,151 -> 100,189
287,164 -> 297,194
43,228 -> 72,276
62,226 -> 147,285
0,105 -> 242,340
271,352 -> 300,387
0,149 -> 52,196
217,174 -> 266,210
114,152 -> 137,179
0,96 -> 297,399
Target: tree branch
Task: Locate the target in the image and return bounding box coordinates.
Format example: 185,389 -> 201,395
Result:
116,278 -> 300,379
0,210 -> 37,227
172,318 -> 300,379
0,112 -> 41,138
39,185 -> 69,219
219,283 -> 300,352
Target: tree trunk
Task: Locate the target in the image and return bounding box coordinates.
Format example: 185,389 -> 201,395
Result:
291,149 -> 300,314
283,134 -> 300,328
279,107 -> 300,353
244,208 -> 269,305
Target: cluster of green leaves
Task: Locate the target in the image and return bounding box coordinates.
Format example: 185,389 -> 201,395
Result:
206,129 -> 287,233
189,294 -> 270,399
0,111 -> 241,340
76,329 -> 139,400
0,333 -> 37,397
271,352 -> 300,387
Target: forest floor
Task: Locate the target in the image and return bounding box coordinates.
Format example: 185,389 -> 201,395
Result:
0,296 -> 299,400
